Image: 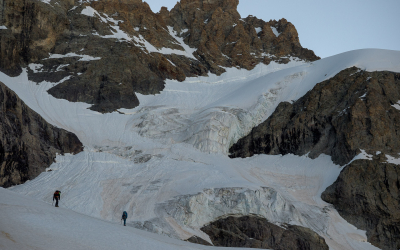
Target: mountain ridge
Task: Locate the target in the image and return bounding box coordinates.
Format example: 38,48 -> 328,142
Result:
0,0 -> 319,112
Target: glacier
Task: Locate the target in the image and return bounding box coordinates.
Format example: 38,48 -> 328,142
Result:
4,49 -> 400,249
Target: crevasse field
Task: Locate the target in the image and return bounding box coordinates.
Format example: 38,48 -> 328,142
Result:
2,49 -> 400,250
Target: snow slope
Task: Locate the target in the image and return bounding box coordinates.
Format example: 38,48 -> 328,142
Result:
4,49 -> 400,250
0,188 -> 252,250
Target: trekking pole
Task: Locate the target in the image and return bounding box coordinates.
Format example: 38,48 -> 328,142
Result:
52,200 -> 54,206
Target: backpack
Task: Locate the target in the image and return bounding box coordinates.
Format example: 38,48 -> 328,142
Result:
122,211 -> 127,219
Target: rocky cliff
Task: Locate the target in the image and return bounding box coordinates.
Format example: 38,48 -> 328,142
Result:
0,0 -> 319,112
229,67 -> 400,166
322,158 -> 400,250
0,81 -> 83,188
165,0 -> 318,73
190,215 -> 328,250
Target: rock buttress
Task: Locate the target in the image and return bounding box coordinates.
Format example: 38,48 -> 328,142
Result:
229,68 -> 400,166
198,215 -> 328,250
322,158 -> 400,250
0,81 -> 83,187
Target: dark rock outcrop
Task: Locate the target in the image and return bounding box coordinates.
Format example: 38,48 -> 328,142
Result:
322,158 -> 400,250
229,67 -> 400,166
186,235 -> 213,246
0,0 -> 319,112
0,81 -> 83,188
198,215 -> 328,250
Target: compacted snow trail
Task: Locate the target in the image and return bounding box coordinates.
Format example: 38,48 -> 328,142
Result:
4,49 -> 400,249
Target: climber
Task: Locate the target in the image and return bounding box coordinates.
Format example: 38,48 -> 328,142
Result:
121,211 -> 128,226
53,190 -> 61,207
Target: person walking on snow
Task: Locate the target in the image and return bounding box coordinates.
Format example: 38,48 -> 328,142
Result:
53,190 -> 61,207
121,211 -> 128,226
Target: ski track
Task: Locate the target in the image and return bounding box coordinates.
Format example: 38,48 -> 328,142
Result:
3,49 -> 400,249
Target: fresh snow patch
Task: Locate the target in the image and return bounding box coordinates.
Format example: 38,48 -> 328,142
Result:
222,53 -> 230,59
255,27 -> 262,34
0,25 -> 7,29
392,101 -> 400,110
57,75 -> 73,84
81,6 -> 103,19
48,53 -> 101,61
130,27 -> 197,60
260,52 -> 271,57
348,149 -> 374,165
77,0 -> 97,3
385,154 -> 400,164
96,24 -> 130,41
163,26 -> 197,60
359,92 -> 367,99
81,6 -> 135,43
48,53 -> 80,59
132,35 -> 159,52
271,26 -> 280,37
69,5 -> 78,12
28,63 -> 44,73
39,0 -> 51,4
55,64 -> 69,72
166,59 -> 177,67
91,11 -> 130,41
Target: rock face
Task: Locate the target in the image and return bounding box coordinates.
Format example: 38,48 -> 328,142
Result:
166,0 -> 319,73
0,0 -> 70,76
199,215 -> 328,250
322,158 -> 400,250
229,67 -> 400,166
186,235 -> 212,246
229,67 -> 400,249
0,0 -> 319,112
0,81 -> 83,188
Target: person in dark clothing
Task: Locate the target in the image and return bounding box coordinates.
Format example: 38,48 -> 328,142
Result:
121,211 -> 128,226
53,190 -> 61,207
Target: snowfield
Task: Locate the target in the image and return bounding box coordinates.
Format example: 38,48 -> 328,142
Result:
0,188 -> 252,250
3,49 -> 400,249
